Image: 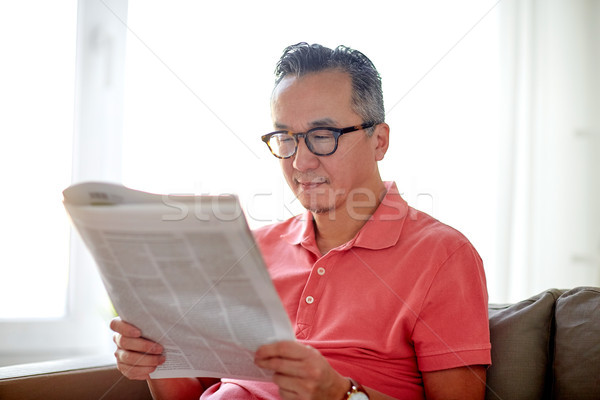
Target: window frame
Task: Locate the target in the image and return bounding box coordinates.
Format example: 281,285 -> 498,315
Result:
0,0 -> 129,365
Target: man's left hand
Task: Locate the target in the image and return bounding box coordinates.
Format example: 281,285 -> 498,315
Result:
254,340 -> 349,400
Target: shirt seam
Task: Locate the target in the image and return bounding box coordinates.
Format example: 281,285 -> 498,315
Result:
417,343 -> 492,358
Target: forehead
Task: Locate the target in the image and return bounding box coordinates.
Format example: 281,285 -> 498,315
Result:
271,70 -> 356,127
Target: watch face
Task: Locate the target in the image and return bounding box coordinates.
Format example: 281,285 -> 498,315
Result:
348,392 -> 369,400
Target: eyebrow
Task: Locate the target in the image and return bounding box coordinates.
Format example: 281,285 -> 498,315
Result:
274,118 -> 339,131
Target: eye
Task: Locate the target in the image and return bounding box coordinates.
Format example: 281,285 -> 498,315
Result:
309,130 -> 335,141
274,134 -> 294,144
313,134 -> 331,141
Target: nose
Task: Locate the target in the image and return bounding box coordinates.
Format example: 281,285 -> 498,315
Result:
292,137 -> 319,171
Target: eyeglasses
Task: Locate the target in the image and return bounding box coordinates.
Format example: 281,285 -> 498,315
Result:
261,122 -> 377,159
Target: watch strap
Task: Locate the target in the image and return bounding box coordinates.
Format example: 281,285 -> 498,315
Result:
343,378 -> 369,399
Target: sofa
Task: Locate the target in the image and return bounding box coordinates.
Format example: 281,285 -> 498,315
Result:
486,286 -> 600,399
1,286 -> 598,399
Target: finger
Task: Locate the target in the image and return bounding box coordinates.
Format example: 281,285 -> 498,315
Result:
116,361 -> 160,380
114,334 -> 164,355
110,317 -> 142,337
255,341 -> 312,361
114,348 -> 166,368
255,356 -> 307,377
276,385 -> 300,400
271,372 -> 321,400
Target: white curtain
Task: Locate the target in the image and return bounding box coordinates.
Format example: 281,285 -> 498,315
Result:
495,0 -> 600,303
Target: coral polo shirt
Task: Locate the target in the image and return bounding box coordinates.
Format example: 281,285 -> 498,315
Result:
202,181 -> 491,399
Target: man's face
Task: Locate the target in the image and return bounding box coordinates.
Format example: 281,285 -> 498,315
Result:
271,70 -> 383,215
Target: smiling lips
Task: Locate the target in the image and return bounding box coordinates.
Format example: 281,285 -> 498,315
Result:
295,177 -> 328,191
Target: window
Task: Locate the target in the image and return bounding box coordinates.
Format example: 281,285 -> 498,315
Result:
0,0 -> 121,366
0,2 -> 80,366
0,2 -> 75,320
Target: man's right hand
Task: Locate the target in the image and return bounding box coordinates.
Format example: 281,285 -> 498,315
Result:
110,316 -> 166,380
110,317 -> 217,399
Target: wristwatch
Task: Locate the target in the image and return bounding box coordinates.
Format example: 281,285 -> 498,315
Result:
343,378 -> 369,400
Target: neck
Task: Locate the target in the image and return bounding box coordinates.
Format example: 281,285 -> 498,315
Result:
312,181 -> 387,255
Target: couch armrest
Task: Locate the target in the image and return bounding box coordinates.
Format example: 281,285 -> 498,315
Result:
0,355 -> 152,400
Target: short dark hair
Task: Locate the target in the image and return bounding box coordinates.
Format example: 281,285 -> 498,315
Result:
273,42 -> 385,129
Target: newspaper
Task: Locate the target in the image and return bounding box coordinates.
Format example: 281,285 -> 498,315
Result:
63,181 -> 294,380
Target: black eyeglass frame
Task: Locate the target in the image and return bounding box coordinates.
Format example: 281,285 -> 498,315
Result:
261,121 -> 378,159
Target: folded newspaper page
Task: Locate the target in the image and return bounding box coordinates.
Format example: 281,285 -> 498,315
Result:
63,181 -> 294,380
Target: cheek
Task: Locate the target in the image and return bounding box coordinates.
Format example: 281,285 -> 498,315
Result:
325,153 -> 373,186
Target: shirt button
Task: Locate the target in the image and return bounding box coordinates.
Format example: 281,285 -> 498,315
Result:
305,296 -> 314,304
317,267 -> 326,275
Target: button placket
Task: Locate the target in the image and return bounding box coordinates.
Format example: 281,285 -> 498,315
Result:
305,264 -> 327,305
295,255 -> 336,338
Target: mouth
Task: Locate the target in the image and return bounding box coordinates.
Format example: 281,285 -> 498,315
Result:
294,178 -> 328,191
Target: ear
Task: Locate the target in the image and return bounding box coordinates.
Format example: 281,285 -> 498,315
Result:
373,123 -> 390,161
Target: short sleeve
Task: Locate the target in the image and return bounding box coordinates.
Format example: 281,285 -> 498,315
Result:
413,242 -> 491,372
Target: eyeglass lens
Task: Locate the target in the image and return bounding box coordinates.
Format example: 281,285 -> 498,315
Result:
268,129 -> 337,158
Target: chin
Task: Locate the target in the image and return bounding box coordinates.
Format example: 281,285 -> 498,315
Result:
296,191 -> 340,215
306,206 -> 335,215
299,199 -> 336,215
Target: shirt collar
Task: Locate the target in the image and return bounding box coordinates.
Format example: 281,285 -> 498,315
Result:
281,212 -> 315,246
280,181 -> 408,251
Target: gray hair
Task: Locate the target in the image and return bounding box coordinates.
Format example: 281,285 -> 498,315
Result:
273,42 -> 385,132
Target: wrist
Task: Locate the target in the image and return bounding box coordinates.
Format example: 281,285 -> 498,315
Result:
341,377 -> 370,400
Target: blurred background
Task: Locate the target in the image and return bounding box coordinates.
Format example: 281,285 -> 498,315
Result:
1,0 -> 598,366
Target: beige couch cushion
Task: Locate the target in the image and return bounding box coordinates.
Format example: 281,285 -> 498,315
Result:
485,289 -> 563,400
552,287 -> 600,399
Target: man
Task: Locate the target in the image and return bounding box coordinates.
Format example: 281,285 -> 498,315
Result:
111,42 -> 491,399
